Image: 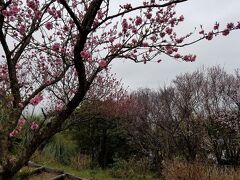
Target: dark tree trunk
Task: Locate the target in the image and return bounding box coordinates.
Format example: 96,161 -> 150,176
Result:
98,128 -> 107,168
0,170 -> 15,180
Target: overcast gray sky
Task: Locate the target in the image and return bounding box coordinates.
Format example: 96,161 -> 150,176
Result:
110,0 -> 240,91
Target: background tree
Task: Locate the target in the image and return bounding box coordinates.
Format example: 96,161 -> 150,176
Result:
203,67 -> 240,165
172,71 -> 206,161
70,100 -> 133,169
119,66 -> 239,170
122,89 -> 165,171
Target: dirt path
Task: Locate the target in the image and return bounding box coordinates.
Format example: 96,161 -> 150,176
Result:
25,161 -> 87,180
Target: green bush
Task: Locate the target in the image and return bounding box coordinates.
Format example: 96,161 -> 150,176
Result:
41,132 -> 77,164
110,157 -> 151,179
71,153 -> 92,170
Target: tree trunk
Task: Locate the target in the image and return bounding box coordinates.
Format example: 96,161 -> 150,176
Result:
99,128 -> 107,168
0,170 -> 15,180
0,157 -> 29,180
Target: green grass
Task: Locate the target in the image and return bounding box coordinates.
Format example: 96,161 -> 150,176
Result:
35,161 -> 138,180
27,151 -> 161,180
30,156 -> 159,180
31,161 -> 119,180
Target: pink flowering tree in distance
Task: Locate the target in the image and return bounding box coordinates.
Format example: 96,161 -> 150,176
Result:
0,0 -> 239,178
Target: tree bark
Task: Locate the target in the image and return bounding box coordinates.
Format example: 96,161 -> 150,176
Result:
0,171 -> 14,180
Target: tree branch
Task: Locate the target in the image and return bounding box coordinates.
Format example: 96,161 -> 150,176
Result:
22,69 -> 68,108
91,0 -> 187,31
0,1 -> 11,56
59,0 -> 83,33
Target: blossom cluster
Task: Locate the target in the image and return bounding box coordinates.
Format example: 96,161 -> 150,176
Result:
204,22 -> 240,41
80,50 -> 107,68
30,95 -> 43,106
9,118 -> 39,137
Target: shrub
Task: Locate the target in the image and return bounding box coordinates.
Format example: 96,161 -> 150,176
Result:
162,160 -> 240,180
41,132 -> 77,164
71,153 -> 92,170
110,157 -> 151,179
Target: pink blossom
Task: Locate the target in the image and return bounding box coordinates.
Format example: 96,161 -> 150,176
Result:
132,28 -> 137,34
30,95 -> 43,106
18,103 -> 23,108
227,23 -> 234,30
87,57 -> 92,64
30,121 -> 39,130
135,16 -> 142,26
57,10 -> 62,18
142,42 -> 149,47
18,24 -> 26,35
18,118 -> 26,126
27,1 -> 37,10
150,35 -> 157,42
10,5 -> 20,16
165,46 -> 174,54
206,31 -> 214,40
9,130 -> 18,137
199,30 -> 204,34
150,0 -> 155,4
174,54 -> 181,59
176,38 -> 183,44
99,59 -> 107,68
1,10 -> 9,16
214,22 -> 219,30
236,22 -> 240,29
55,101 -> 64,112
145,12 -> 152,19
132,38 -> 138,44
80,51 -> 91,59
121,19 -> 128,32
183,55 -> 196,62
173,48 -> 178,52
47,7 -> 59,19
63,25 -> 69,32
222,29 -> 230,36
122,4 -> 132,10
45,22 -> 53,30
166,27 -> 173,35
167,49 -> 173,55
169,18 -> 176,27
160,32 -> 165,38
178,15 -> 184,22
97,10 -> 104,20
52,43 -> 60,51
109,37 -> 115,43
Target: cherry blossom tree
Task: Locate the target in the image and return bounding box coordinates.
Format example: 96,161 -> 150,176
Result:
0,0 -> 239,178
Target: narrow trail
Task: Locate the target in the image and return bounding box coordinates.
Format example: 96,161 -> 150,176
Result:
25,161 -> 87,180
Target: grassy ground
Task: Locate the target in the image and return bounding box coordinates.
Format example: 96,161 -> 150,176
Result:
34,162 -> 119,180
15,156 -> 240,180
16,153 -> 159,180
14,163 -> 121,180
37,162 -> 157,180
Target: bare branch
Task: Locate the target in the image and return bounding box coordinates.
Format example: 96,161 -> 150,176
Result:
59,0 -> 83,33
91,0 -> 187,31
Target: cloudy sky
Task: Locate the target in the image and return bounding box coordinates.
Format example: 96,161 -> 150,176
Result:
110,0 -> 240,91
